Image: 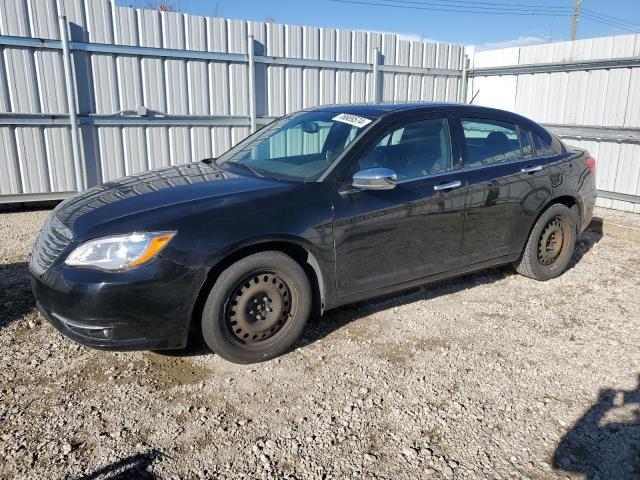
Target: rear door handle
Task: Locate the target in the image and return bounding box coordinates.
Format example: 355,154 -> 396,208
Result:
521,165 -> 543,173
433,180 -> 462,191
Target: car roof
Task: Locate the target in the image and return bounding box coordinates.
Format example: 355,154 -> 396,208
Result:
306,102 -> 537,126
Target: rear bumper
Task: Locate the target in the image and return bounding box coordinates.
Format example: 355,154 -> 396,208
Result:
30,256 -> 208,351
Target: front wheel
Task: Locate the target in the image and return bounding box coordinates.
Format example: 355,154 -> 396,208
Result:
514,203 -> 577,281
201,251 -> 311,364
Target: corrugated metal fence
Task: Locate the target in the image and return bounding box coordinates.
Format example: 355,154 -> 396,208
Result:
467,35 -> 640,213
0,0 -> 464,202
1,0 -> 639,212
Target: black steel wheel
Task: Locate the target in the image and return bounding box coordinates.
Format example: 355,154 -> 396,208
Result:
537,217 -> 566,266
227,273 -> 292,343
201,251 -> 311,364
514,203 -> 577,281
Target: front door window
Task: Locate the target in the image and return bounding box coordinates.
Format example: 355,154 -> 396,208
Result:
357,118 -> 453,181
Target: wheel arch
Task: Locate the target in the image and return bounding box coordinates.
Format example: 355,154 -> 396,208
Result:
191,238 -> 327,333
546,194 -> 581,228
519,194 -> 580,257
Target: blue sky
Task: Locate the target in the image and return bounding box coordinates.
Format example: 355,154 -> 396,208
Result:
117,0 -> 640,48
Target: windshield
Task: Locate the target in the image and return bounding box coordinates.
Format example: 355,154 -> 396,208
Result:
215,110 -> 374,181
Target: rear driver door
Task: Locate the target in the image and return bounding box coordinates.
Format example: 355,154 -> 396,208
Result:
454,116 -> 552,267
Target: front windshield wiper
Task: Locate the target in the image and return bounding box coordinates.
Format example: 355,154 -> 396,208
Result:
223,161 -> 264,177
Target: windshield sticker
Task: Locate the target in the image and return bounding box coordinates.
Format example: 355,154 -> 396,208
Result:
332,113 -> 372,128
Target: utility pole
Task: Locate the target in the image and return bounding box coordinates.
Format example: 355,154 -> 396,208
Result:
571,0 -> 582,41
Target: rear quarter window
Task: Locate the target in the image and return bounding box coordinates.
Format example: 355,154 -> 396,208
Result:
533,130 -> 564,157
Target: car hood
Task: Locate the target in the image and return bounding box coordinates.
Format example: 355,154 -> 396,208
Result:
53,162 -> 295,239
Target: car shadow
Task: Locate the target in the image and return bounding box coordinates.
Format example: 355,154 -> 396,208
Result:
553,375 -> 640,479
568,229 -> 602,270
0,261 -> 35,328
298,229 -> 602,348
72,449 -> 163,479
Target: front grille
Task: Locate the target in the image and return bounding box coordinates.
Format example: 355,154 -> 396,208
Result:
29,215 -> 74,275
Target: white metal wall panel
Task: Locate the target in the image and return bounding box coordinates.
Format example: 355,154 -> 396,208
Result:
350,31 -> 367,104
285,24 -> 303,113
469,47 -> 519,109
267,22 -> 285,117
113,7 -> 142,110
0,0 -> 31,36
1,0 -> 466,201
472,34 -> 640,211
366,32 -> 382,101
0,127 -> 21,193
1,0 -> 49,194
207,17 -> 230,116
211,127 -> 231,157
248,20 -> 266,118
319,28 -> 336,106
147,127 -> 170,170
0,52 -> 10,111
44,127 -> 75,190
228,19 -> 248,117
381,33 -> 396,102
302,26 -> 320,109
122,126 -> 147,175
394,40 -> 409,102
14,126 -> 49,192
335,29 -> 351,104
626,69 -> 640,128
138,9 -> 164,111
421,42 -> 437,102
186,15 -> 208,116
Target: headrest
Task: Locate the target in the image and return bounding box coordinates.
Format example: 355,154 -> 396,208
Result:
486,131 -> 511,152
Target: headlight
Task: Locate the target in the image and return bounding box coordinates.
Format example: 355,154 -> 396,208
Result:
65,231 -> 176,270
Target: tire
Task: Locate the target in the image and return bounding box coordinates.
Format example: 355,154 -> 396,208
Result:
514,203 -> 577,281
201,251 -> 311,364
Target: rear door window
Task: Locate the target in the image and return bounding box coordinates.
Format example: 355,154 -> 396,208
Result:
461,119 -> 522,167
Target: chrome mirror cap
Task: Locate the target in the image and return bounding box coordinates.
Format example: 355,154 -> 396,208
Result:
352,168 -> 398,191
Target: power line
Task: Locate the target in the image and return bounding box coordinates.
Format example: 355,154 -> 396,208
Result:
580,13 -> 639,33
383,0 -> 572,10
382,0 -> 640,28
329,0 -> 640,32
582,8 -> 640,30
328,0 -> 574,16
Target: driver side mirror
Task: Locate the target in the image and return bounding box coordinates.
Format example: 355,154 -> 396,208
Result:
352,168 -> 398,191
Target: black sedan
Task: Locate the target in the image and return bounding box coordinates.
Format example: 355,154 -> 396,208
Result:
30,103 -> 596,363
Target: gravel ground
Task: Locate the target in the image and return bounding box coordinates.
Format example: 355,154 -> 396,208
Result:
1,208 -> 639,480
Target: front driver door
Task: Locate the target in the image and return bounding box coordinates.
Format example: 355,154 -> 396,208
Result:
332,115 -> 466,299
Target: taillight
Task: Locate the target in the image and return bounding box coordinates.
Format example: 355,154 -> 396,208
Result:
585,156 -> 596,173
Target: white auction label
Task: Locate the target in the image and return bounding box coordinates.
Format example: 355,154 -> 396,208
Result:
332,113 -> 372,128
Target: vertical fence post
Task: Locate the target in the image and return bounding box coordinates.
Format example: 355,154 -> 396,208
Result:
58,15 -> 85,191
460,54 -> 470,104
372,47 -> 380,103
247,34 -> 257,133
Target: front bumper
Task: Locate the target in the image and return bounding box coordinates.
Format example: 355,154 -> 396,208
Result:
30,256 -> 208,351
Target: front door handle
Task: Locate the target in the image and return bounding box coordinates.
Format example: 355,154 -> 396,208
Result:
433,180 -> 462,191
521,165 -> 543,173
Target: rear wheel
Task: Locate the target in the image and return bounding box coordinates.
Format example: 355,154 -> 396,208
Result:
201,251 -> 311,364
514,203 -> 577,281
